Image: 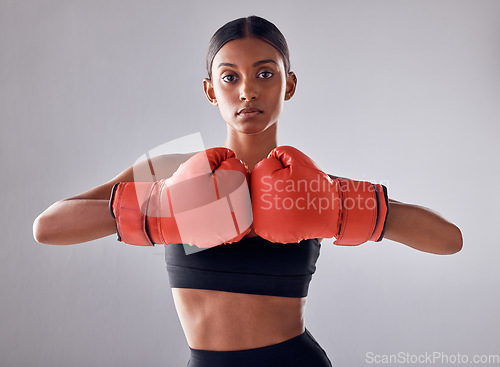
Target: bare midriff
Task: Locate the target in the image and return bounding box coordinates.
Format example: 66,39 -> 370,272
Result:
171,288 -> 306,351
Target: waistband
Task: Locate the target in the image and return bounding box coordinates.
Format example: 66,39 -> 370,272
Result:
188,328 -> 332,367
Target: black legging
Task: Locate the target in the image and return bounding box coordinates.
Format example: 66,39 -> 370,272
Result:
187,328 -> 333,367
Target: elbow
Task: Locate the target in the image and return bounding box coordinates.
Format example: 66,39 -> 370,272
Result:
33,214 -> 61,245
451,225 -> 464,254
33,214 -> 49,244
439,224 -> 463,255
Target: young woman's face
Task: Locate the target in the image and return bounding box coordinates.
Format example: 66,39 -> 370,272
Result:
204,37 -> 296,135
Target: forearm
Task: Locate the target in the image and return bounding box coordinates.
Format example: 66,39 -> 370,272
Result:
383,199 -> 463,255
33,199 -> 116,245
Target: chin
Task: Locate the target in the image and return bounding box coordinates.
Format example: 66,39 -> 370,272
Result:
234,121 -> 275,136
240,125 -> 270,135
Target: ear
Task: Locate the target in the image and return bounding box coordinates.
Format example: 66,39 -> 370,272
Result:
203,78 -> 218,105
284,72 -> 297,101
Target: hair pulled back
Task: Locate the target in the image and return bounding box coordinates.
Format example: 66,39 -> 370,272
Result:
206,16 -> 291,79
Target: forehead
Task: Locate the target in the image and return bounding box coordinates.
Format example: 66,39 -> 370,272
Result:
212,37 -> 284,70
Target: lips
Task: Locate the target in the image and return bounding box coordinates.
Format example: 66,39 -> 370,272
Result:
237,107 -> 263,116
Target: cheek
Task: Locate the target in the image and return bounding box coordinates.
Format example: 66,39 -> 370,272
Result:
268,82 -> 286,104
272,77 -> 287,96
214,89 -> 238,117
214,85 -> 236,104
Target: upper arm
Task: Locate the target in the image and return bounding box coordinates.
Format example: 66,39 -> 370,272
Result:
65,152 -> 197,201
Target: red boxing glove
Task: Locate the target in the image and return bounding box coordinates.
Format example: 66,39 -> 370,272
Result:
110,148 -> 252,248
251,146 -> 388,246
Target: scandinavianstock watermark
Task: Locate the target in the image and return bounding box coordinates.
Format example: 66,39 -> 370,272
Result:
258,174 -> 389,214
365,351 -> 500,365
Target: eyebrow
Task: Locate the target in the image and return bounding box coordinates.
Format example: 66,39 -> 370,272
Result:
217,59 -> 277,69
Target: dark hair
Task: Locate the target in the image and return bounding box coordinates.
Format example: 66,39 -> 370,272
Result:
206,16 -> 291,79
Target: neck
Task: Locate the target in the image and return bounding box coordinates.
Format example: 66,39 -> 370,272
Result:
221,123 -> 278,171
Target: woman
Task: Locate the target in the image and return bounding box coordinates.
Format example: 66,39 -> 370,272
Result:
33,16 -> 463,367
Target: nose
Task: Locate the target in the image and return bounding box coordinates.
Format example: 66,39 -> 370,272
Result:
239,79 -> 258,101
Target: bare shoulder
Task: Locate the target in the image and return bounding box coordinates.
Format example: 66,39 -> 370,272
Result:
128,152 -> 200,182
66,151 -> 199,201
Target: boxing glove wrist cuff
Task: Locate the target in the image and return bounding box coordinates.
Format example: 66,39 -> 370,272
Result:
333,179 -> 389,246
372,184 -> 389,242
109,182 -> 156,246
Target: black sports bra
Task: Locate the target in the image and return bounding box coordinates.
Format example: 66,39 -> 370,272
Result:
164,236 -> 321,298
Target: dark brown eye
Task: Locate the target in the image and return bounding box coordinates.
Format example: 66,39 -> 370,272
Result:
258,71 -> 273,79
222,74 -> 236,83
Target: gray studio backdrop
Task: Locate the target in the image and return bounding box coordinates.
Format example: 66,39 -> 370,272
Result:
1,0 -> 499,366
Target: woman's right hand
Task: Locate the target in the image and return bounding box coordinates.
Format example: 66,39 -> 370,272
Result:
110,147 -> 252,248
